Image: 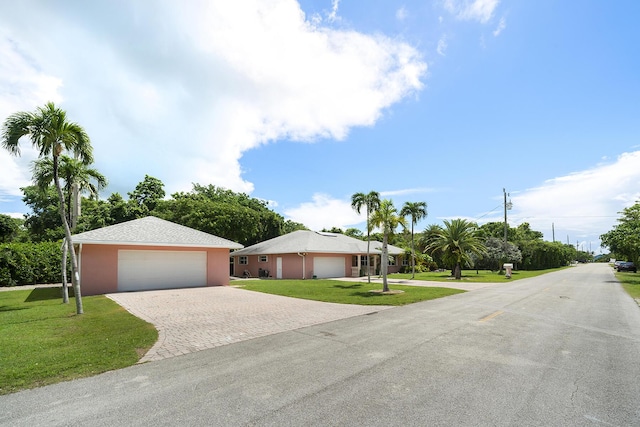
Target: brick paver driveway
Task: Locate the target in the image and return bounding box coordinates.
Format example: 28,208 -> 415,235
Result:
108,286 -> 391,363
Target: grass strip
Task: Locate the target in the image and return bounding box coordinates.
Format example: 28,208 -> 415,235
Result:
388,267 -> 569,283
238,279 -> 465,306
0,287 -> 157,395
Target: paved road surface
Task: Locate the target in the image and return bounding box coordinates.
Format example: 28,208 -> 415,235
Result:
1,264 -> 639,426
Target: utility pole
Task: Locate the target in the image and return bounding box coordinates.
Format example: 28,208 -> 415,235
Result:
552,223 -> 555,242
503,188 -> 508,246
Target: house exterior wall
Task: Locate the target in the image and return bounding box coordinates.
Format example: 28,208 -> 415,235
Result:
234,253 -> 359,279
79,244 -> 231,296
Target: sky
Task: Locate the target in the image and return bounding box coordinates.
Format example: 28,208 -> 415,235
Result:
1,0 -> 639,253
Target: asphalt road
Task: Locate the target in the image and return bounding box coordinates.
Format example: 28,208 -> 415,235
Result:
2,263 -> 639,426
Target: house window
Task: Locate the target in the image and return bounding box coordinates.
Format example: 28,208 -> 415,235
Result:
259,255 -> 268,263
402,257 -> 409,266
352,256 -> 358,267
239,256 -> 248,265
388,257 -> 396,266
360,255 -> 369,266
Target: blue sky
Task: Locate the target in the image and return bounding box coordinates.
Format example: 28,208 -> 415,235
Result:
1,0 -> 639,253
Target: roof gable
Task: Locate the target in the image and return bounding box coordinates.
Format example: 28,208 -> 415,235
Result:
71,216 -> 243,249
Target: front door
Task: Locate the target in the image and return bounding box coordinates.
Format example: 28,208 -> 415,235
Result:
276,257 -> 283,279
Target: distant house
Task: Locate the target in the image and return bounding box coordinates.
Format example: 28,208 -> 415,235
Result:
230,230 -> 404,279
71,216 -> 243,295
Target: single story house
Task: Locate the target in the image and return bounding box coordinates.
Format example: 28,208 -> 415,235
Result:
231,230 -> 405,279
70,216 -> 243,295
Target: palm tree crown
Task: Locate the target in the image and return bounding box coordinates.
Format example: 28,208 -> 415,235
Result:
426,218 -> 486,280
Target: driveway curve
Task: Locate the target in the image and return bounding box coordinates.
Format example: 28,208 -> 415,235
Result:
107,286 -> 391,363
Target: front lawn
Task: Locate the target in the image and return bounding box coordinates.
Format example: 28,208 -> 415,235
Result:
388,267 -> 569,283
0,287 -> 157,395
615,271 -> 640,299
238,279 -> 465,306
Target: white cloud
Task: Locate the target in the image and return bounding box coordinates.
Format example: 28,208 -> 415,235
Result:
0,1 -> 426,199
328,0 -> 341,23
284,193 -> 363,231
380,187 -> 435,197
509,151 -> 640,243
444,0 -> 500,24
493,16 -> 506,36
437,36 -> 448,56
396,7 -> 408,21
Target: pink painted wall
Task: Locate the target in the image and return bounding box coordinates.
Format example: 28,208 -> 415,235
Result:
234,253 -> 354,279
79,244 -> 232,296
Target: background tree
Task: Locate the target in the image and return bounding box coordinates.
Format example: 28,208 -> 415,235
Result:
370,199 -> 406,292
0,214 -> 20,243
344,228 -> 364,239
479,237 -> 522,271
351,191 -> 381,283
601,203 -> 640,264
128,174 -> 165,213
426,218 -> 486,279
400,201 -> 427,279
2,102 -> 93,314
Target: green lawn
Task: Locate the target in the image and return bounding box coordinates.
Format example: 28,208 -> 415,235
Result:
614,271 -> 640,299
0,287 -> 157,395
238,279 -> 465,306
388,267 -> 569,283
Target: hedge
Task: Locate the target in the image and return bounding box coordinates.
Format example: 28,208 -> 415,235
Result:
0,242 -> 64,286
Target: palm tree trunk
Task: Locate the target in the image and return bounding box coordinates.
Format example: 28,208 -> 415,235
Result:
61,239 -> 69,304
381,234 -> 389,292
53,155 -> 83,314
454,262 -> 462,280
410,222 -> 415,279
366,208 -> 371,284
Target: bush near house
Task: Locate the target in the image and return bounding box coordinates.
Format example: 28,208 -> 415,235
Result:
0,242 -> 63,286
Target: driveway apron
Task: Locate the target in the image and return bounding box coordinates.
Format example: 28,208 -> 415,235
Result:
107,286 -> 391,363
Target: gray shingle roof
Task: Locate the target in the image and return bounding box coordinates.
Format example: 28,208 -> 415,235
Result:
231,230 -> 403,256
70,216 -> 243,249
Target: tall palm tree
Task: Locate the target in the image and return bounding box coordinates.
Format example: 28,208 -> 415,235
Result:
2,102 -> 93,314
351,191 -> 381,283
426,218 -> 486,280
400,201 -> 428,279
32,156 -> 107,303
370,199 -> 407,292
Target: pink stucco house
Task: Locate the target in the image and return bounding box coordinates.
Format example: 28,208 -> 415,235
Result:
70,216 -> 243,295
231,230 -> 404,279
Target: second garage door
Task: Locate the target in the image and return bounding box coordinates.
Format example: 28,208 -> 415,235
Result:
118,250 -> 207,292
313,257 -> 346,278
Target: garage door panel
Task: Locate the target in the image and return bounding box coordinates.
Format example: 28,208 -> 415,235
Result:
313,257 -> 345,279
118,250 -> 207,291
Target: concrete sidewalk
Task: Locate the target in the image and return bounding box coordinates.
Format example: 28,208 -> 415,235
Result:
331,275 -> 505,291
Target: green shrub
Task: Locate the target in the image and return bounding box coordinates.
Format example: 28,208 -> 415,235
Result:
0,242 -> 64,286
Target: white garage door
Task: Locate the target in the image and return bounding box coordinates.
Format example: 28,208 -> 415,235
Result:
313,257 -> 346,279
118,250 -> 207,292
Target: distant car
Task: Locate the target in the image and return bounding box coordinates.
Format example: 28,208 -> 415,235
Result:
617,261 -> 637,273
614,260 -> 624,269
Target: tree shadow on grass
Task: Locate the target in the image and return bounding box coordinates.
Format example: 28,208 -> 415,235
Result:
0,305 -> 28,312
332,283 -> 364,289
349,291 -> 385,298
24,287 -> 72,302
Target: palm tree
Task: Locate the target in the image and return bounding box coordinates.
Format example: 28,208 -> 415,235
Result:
32,155 -> 107,228
32,156 -> 107,303
370,199 -> 407,292
2,102 -> 93,314
400,201 -> 427,279
351,191 -> 381,283
425,218 -> 486,280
